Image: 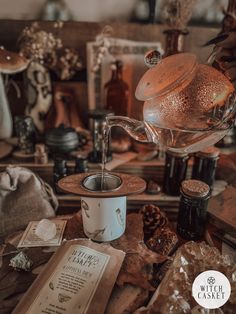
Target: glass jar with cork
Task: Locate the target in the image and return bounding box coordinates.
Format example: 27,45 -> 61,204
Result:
163,150 -> 189,196
192,146 -> 220,188
177,179 -> 210,240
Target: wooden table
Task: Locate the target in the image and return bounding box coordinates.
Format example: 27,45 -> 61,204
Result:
0,212 -> 229,314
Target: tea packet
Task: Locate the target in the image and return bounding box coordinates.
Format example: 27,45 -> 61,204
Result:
13,239 -> 125,314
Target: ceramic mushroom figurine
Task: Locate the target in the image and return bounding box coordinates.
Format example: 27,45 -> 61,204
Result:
0,47 -> 28,139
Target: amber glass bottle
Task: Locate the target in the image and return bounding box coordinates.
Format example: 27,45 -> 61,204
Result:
104,60 -> 129,116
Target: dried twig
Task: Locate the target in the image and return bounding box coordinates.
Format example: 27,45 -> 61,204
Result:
92,25 -> 114,72
161,0 -> 196,30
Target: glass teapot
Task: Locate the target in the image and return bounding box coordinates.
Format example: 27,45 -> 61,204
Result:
106,53 -> 236,153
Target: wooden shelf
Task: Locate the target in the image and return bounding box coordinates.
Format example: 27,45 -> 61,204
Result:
1,146 -> 235,214
56,191 -> 180,213
0,156 -> 193,185
0,155 -> 183,213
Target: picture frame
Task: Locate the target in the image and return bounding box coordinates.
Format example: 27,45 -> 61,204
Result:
86,38 -> 163,119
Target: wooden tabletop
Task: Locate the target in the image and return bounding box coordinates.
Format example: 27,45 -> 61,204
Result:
0,211 -> 229,314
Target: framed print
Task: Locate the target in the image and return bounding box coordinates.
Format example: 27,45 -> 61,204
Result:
87,38 -> 163,119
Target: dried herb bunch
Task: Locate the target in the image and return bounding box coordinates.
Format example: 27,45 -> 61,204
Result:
92,25 -> 114,72
18,22 -> 82,80
161,0 -> 196,30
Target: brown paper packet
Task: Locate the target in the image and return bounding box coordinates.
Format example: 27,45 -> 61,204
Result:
13,239 -> 125,314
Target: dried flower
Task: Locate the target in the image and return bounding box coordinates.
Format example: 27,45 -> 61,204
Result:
18,22 -> 82,80
54,47 -> 83,80
18,22 -> 62,64
92,25 -> 114,73
162,0 -> 196,30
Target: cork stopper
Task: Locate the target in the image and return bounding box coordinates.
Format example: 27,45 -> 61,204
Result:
35,143 -> 46,154
181,179 -> 210,198
196,146 -> 220,159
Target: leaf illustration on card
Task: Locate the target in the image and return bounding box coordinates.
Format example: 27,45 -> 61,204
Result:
58,293 -> 71,303
49,281 -> 54,290
116,208 -> 125,227
81,200 -> 90,218
84,227 -> 106,240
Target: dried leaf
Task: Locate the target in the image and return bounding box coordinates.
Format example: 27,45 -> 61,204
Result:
0,243 -> 53,311
161,0 -> 196,30
136,242 -> 236,313
111,214 -> 168,290
64,213 -> 85,240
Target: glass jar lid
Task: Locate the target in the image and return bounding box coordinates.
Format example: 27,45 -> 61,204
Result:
166,149 -> 189,158
196,146 -> 220,159
88,109 -> 114,119
181,179 -> 210,198
135,53 -> 197,101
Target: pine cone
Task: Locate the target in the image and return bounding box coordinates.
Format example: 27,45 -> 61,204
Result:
139,204 -> 168,238
146,226 -> 178,256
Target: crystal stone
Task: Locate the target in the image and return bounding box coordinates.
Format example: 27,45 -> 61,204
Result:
35,219 -> 57,241
9,251 -> 33,271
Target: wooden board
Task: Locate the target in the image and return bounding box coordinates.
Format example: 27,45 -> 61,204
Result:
0,20 -> 218,126
0,141 -> 13,159
0,21 -> 217,64
208,185 -> 236,237
0,213 -> 225,314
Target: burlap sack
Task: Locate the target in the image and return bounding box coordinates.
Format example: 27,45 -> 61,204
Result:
0,166 -> 58,237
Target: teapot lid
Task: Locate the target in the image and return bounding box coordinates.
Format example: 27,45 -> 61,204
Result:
135,53 -> 197,101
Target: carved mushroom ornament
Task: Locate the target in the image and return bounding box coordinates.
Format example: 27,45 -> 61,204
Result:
0,47 -> 28,139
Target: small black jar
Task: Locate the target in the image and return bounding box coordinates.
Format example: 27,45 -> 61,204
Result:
74,156 -> 88,174
14,115 -> 35,154
177,179 -> 210,240
53,158 -> 67,194
163,150 -> 189,196
192,146 -> 220,187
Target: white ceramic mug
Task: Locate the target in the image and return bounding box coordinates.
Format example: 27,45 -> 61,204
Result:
81,196 -> 126,242
81,173 -> 126,242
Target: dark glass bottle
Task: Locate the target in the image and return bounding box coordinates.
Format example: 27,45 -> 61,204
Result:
74,156 -> 88,174
53,158 -> 67,193
104,60 -> 129,116
192,146 -> 220,187
163,29 -> 188,57
177,179 -> 210,240
163,150 -> 189,196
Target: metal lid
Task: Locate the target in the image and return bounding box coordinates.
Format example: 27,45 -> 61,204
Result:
181,179 -> 210,198
46,124 -> 77,138
88,109 -> 114,119
45,124 -> 79,153
58,172 -> 146,198
135,53 -> 197,101
196,146 -> 220,158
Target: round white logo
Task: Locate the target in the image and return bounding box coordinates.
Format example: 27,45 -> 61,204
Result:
192,270 -> 231,309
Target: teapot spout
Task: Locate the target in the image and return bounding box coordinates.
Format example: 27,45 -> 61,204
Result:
106,116 -> 155,143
